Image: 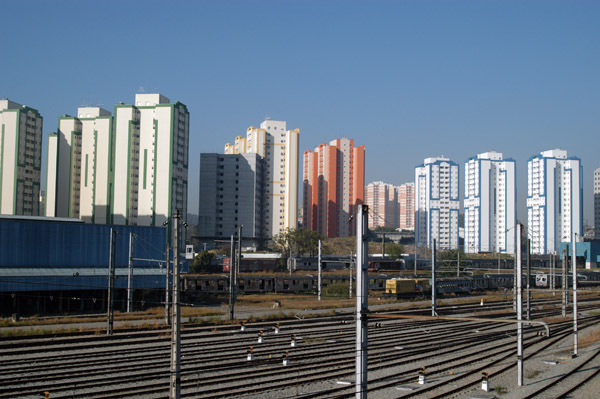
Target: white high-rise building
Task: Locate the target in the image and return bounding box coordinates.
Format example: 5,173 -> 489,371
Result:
464,151 -> 516,254
46,107 -> 112,223
224,120 -> 299,239
595,167 -> 600,238
0,99 -> 43,216
415,157 -> 460,249
527,149 -> 582,255
46,94 -> 189,227
113,94 -> 189,226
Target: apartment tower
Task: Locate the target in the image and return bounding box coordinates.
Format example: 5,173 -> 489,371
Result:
415,157 -> 460,249
46,107 -> 112,222
46,93 -> 189,227
365,181 -> 398,229
0,99 -> 43,216
198,153 -> 265,247
303,138 -> 365,237
464,151 -> 516,254
527,149 -> 582,254
224,119 -> 299,238
398,182 -> 415,230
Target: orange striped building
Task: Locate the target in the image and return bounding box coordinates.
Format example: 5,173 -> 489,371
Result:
303,138 -> 365,237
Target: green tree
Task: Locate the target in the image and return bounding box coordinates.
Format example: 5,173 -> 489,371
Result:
273,228 -> 294,258
273,228 -> 323,257
386,243 -> 405,259
189,251 -> 215,273
294,228 -> 322,256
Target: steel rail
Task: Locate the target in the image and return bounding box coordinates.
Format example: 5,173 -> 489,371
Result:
368,313 -> 550,337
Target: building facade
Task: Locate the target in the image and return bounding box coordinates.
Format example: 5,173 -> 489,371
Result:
198,153 -> 264,247
464,151 -> 516,254
224,119 -> 298,239
303,138 -> 365,237
46,107 -> 113,223
415,157 -> 460,249
0,99 -> 43,216
365,181 -> 398,229
527,149 -> 582,255
595,167 -> 600,238
46,94 -> 189,227
398,182 -> 415,230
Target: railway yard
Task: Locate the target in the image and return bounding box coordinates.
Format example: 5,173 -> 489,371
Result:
1,292 -> 600,398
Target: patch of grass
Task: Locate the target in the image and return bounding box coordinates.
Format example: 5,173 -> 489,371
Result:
494,385 -> 507,395
526,370 -> 542,379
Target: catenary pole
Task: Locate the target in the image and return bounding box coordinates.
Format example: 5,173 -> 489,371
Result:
229,234 -> 235,320
170,210 -> 181,399
516,223 -> 523,386
236,225 -> 242,304
107,228 -> 116,335
414,242 -> 417,277
457,247 -> 460,277
562,248 -> 568,317
526,238 -> 531,320
318,239 -> 322,301
432,238 -> 437,316
165,241 -> 171,326
355,205 -> 369,399
551,253 -> 555,296
127,232 -> 134,313
513,245 -> 517,311
572,232 -> 578,357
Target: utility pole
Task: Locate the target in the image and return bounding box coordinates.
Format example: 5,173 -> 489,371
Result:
526,238 -> 531,320
432,238 -> 437,317
572,232 -> 578,357
165,241 -> 171,326
516,223 -> 523,387
127,232 -> 134,313
107,228 -> 116,335
170,209 -> 181,399
229,234 -> 235,320
562,247 -> 568,317
355,205 -> 368,399
381,233 -> 385,258
318,239 -> 322,301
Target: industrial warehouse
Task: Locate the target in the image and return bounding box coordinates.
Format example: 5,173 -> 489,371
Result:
0,215 -> 168,315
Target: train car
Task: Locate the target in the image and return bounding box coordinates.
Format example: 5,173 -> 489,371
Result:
436,278 -> 474,294
535,272 -> 548,288
385,278 -> 430,296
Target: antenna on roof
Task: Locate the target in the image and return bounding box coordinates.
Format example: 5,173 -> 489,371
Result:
138,86 -> 146,93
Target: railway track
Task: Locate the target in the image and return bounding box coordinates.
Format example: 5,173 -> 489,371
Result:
0,296 -> 597,398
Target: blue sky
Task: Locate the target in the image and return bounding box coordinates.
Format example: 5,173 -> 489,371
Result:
1,1 -> 599,224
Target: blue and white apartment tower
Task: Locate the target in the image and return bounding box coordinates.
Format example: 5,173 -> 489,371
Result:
415,156 -> 460,250
464,151 -> 516,254
527,149 -> 583,255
